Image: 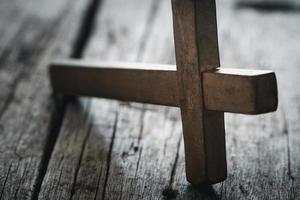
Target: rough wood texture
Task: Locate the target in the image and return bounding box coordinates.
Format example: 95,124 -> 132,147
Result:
173,0 -> 300,199
0,0 -> 299,199
0,0 -> 92,199
50,60 -> 277,114
38,0 -> 179,199
203,68 -> 278,114
49,0 -> 277,186
171,0 -> 226,184
50,61 -> 179,107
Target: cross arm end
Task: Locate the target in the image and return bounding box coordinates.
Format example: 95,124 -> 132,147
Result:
203,68 -> 278,114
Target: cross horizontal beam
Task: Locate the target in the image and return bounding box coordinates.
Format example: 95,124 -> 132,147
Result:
50,59 -> 278,114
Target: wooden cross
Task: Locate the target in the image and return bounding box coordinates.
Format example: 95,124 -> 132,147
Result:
49,0 -> 278,185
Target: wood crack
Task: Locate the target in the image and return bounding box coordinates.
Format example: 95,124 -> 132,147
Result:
54,168 -> 63,197
162,132 -> 182,199
29,0 -> 103,198
137,106 -> 146,145
30,96 -> 69,200
0,164 -> 12,200
93,165 -> 103,200
280,106 -> 294,181
69,122 -> 94,200
14,161 -> 29,200
134,147 -> 143,178
101,112 -> 119,200
169,135 -> 182,187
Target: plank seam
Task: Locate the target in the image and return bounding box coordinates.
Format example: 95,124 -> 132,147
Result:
30,0 -> 103,198
71,0 -> 102,58
31,96 -> 69,200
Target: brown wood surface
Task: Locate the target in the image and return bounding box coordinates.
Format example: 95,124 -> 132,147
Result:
0,0 -> 299,199
50,61 -> 277,114
171,0 -> 226,184
203,68 -> 278,114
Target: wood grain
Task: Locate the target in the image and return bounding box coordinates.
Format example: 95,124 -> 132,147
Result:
50,61 -> 179,107
50,61 -> 277,114
203,68 -> 278,114
0,0 -> 90,199
38,0 -> 179,199
0,0 -> 299,199
171,0 -> 226,184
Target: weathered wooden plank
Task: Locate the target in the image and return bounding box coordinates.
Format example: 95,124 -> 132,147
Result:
0,0 -> 91,199
38,0 -> 178,199
98,1 -> 182,198
217,3 -> 300,198
39,0 -> 300,199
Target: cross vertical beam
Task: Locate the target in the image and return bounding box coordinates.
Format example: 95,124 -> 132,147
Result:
171,0 -> 226,184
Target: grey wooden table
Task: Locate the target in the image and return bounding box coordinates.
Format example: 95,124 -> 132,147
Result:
0,0 -> 299,199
